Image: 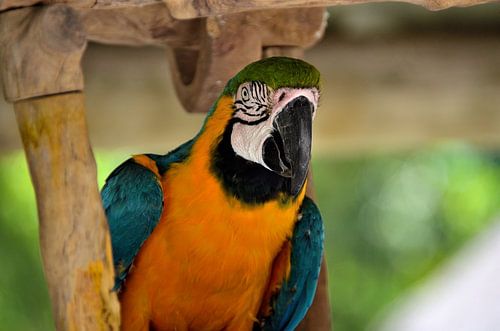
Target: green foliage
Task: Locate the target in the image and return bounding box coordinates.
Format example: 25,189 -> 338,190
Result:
0,154 -> 53,331
313,143 -> 500,331
0,144 -> 498,330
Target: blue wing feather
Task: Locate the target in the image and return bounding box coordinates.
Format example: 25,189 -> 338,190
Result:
101,139 -> 194,290
263,197 -> 324,331
101,159 -> 163,290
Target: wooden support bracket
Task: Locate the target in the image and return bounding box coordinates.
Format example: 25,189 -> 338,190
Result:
0,5 -> 120,330
167,7 -> 327,113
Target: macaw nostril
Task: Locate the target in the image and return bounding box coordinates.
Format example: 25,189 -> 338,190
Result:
278,92 -> 286,102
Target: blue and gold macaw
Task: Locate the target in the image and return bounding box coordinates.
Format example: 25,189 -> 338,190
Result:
101,57 -> 324,331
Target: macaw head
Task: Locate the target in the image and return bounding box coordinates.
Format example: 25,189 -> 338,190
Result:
207,57 -> 320,204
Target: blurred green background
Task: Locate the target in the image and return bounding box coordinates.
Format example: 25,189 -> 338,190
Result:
1,3 -> 499,331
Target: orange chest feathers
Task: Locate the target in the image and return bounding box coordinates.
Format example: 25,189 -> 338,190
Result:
119,160 -> 305,331
119,96 -> 306,330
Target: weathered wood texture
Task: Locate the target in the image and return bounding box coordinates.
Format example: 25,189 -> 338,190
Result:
81,2 -> 202,47
164,0 -> 499,18
81,4 -> 325,48
0,5 -> 86,102
14,93 -> 120,331
2,0 -> 498,14
0,0 -> 161,12
0,0 -> 94,11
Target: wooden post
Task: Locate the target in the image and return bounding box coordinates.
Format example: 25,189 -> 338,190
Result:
0,5 -> 120,330
15,93 -> 120,330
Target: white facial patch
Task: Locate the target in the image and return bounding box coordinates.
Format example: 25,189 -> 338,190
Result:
230,82 -> 319,170
231,120 -> 273,168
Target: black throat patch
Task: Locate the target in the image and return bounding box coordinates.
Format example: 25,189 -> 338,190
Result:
211,119 -> 292,205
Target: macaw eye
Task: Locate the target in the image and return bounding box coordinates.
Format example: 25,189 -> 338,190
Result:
241,87 -> 250,102
234,81 -> 271,124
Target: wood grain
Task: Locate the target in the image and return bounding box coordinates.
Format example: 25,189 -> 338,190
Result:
4,0 -> 496,17
164,0 -> 499,19
14,93 -> 120,331
0,5 -> 86,102
81,2 -> 202,47
0,0 -> 101,11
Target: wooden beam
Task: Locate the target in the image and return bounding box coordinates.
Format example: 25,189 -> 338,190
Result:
164,0 -> 498,19
3,0 -> 498,17
80,2 -> 202,48
0,0 -> 94,11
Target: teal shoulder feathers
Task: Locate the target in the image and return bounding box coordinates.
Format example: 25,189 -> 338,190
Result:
101,139 -> 194,289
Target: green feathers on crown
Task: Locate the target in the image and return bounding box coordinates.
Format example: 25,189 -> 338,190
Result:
223,57 -> 321,95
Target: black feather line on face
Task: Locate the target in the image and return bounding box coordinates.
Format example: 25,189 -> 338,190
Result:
232,115 -> 270,126
210,119 -> 292,205
234,81 -> 271,121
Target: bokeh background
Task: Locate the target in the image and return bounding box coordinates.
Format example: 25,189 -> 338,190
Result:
1,3 -> 500,330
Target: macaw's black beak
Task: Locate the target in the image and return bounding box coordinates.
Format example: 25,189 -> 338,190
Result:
262,96 -> 313,196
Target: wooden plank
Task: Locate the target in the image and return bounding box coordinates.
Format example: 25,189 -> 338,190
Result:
14,92 -> 120,331
3,0 -> 497,16
0,0 -> 162,13
163,0 -> 498,19
80,2 -> 202,47
92,0 -> 160,7
0,0 -> 39,11
0,0 -> 95,11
